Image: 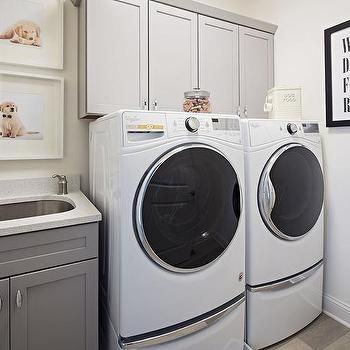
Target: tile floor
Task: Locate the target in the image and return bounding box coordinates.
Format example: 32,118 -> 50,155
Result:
267,314 -> 350,350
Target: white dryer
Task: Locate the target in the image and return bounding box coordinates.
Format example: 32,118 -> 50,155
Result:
241,119 -> 324,350
90,110 -> 246,350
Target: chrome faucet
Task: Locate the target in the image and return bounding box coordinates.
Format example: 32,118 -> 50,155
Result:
52,174 -> 68,195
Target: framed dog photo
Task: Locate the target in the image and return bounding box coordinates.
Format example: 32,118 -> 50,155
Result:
325,20 -> 350,127
0,71 -> 64,160
0,0 -> 64,69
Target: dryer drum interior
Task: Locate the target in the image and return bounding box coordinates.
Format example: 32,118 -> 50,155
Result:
134,144 -> 241,272
258,143 -> 324,240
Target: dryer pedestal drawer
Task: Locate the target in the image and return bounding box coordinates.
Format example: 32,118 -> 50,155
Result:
246,264 -> 323,350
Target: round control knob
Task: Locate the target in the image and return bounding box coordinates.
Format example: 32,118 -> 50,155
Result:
185,117 -> 200,133
287,123 -> 298,135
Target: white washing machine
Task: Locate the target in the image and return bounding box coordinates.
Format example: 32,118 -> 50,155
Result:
89,110 -> 246,349
241,119 -> 324,350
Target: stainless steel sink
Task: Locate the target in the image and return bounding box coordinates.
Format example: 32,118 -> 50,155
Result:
0,199 -> 75,221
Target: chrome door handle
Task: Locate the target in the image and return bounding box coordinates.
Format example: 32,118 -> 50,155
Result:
152,100 -> 158,111
266,175 -> 276,215
261,172 -> 276,217
16,290 -> 22,309
236,106 -> 241,117
244,106 -> 248,118
143,99 -> 148,110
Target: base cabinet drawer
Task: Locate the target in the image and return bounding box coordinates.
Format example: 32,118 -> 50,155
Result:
10,259 -> 98,350
0,223 -> 98,279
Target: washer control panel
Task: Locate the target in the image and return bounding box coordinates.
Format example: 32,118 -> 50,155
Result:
167,113 -> 240,143
122,111 -> 241,145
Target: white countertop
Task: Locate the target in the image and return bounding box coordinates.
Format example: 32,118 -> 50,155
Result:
0,176 -> 101,237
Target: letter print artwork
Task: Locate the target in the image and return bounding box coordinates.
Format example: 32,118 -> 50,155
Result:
325,20 -> 350,127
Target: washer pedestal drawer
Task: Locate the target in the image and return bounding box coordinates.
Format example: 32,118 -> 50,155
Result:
116,301 -> 245,350
246,264 -> 323,350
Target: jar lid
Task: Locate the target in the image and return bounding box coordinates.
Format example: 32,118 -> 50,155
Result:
184,88 -> 210,98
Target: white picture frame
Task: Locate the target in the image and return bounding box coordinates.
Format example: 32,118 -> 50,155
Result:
0,70 -> 64,160
0,0 -> 64,69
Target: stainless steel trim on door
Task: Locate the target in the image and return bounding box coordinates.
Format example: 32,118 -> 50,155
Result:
135,143 -> 242,274
247,261 -> 323,293
258,143 -> 307,241
120,295 -> 245,349
0,296 -> 2,312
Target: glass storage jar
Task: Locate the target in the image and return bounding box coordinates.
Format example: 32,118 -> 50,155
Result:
183,89 -> 211,113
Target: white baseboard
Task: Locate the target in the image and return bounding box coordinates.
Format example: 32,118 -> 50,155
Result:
323,293 -> 350,328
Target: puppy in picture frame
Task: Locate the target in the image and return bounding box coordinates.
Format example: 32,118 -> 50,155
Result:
0,102 -> 40,138
0,21 -> 41,47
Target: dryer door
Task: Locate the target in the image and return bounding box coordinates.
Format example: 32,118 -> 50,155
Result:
258,143 -> 324,240
135,144 -> 241,272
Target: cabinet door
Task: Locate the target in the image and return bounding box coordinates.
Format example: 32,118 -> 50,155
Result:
0,279 -> 9,350
199,16 -> 239,114
86,0 -> 148,114
11,260 -> 98,350
149,2 -> 198,111
239,27 -> 274,118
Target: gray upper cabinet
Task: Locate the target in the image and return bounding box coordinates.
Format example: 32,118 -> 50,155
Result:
239,26 -> 274,119
0,279 -> 9,350
80,0 -> 148,117
10,260 -> 98,350
149,1 -> 198,111
199,16 -> 239,114
79,0 -> 275,118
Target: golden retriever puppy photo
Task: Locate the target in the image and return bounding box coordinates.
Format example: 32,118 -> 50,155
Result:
0,102 -> 27,138
0,21 -> 41,47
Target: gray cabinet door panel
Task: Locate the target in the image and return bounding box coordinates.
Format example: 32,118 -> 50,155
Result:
199,15 -> 239,114
239,26 -> 274,118
149,1 -> 198,111
11,259 -> 98,350
0,223 -> 98,278
0,279 -> 9,350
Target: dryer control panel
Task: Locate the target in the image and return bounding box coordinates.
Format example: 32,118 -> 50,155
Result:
246,119 -> 321,147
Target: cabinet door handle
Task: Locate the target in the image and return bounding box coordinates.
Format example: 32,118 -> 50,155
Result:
0,296 -> 2,312
16,290 -> 22,309
143,100 -> 148,110
236,106 -> 241,117
244,106 -> 248,118
153,100 -> 158,111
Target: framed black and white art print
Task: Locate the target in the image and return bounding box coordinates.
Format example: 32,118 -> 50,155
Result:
325,20 -> 350,127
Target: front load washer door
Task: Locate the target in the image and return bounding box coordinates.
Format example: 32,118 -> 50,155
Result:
135,144 -> 241,272
258,143 -> 324,241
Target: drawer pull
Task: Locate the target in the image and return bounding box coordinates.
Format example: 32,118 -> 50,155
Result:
16,290 -> 22,309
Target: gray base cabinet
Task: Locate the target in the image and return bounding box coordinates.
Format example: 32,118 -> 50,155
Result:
0,223 -> 99,350
0,279 -> 9,350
